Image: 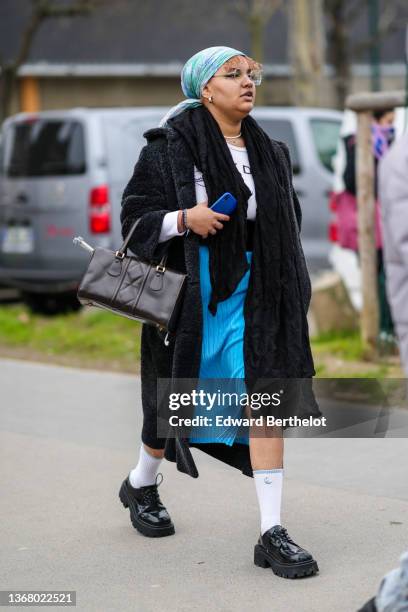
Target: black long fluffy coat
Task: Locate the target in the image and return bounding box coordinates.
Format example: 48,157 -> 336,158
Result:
120,123 -> 318,479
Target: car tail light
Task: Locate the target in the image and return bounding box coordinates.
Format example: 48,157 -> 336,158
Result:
328,191 -> 338,242
328,222 -> 338,242
89,185 -> 111,233
328,191 -> 338,212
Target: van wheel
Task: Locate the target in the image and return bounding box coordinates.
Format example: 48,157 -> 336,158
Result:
22,291 -> 82,316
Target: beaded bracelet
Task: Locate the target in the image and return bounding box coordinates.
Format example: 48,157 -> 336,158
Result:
177,210 -> 184,233
182,208 -> 189,231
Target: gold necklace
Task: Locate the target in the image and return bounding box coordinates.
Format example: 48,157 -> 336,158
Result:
223,131 -> 242,140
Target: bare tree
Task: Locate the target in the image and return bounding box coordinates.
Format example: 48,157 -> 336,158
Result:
324,0 -> 408,109
287,0 -> 326,107
0,0 -> 106,121
230,0 -> 283,104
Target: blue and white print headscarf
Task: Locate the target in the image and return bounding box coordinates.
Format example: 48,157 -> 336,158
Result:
158,46 -> 246,127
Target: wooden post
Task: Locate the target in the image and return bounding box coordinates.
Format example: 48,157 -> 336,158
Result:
356,110 -> 378,356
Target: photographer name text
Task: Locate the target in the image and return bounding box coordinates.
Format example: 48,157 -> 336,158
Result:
168,415 -> 327,427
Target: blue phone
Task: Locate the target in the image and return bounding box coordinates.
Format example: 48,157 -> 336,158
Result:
210,192 -> 237,215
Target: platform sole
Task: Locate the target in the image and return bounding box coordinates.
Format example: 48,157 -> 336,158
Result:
119,480 -> 175,538
254,544 -> 319,579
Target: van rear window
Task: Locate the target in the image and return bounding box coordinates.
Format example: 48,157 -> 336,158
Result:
309,118 -> 341,172
4,119 -> 86,177
257,119 -> 301,174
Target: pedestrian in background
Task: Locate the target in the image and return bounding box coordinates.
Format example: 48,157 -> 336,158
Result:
118,46 -> 319,579
358,550 -> 408,611
378,129 -> 408,375
342,108 -> 396,351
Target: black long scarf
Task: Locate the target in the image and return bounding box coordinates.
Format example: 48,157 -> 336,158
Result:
168,105 -> 315,386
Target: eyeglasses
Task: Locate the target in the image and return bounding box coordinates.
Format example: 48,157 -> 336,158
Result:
212,68 -> 263,87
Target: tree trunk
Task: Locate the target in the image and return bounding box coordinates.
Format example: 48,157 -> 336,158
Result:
248,12 -> 265,105
0,66 -> 17,122
325,1 -> 351,109
289,0 -> 325,106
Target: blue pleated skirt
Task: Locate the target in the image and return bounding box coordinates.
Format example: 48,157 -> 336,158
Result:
189,245 -> 252,447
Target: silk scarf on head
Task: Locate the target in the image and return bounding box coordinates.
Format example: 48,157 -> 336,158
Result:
158,45 -> 246,127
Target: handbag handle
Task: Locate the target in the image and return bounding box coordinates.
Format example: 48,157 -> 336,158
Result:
116,217 -> 167,269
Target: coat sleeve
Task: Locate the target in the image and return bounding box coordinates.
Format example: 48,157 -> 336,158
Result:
278,141 -> 302,233
379,141 -> 408,269
120,141 -> 173,262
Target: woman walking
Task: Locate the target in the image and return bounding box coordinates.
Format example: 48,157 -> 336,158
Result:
118,46 -> 319,579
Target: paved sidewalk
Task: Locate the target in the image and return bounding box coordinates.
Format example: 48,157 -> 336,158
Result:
1,358 -> 407,612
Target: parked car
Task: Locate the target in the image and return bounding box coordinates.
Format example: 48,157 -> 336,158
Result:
0,106 -> 342,314
328,107 -> 407,311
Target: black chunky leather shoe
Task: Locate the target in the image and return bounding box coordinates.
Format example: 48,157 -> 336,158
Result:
118,473 -> 175,537
254,524 -> 319,579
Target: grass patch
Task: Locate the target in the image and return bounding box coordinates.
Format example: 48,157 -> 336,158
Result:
0,304 -> 403,378
311,329 -> 364,362
311,329 -> 403,378
0,304 -> 141,371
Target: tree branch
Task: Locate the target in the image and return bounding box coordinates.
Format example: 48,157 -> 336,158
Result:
324,0 -> 366,26
39,0 -> 104,18
231,0 -> 282,22
352,16 -> 404,56
13,6 -> 44,69
343,0 -> 366,24
13,0 -> 102,70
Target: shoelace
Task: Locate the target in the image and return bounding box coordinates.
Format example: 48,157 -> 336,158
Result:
267,526 -> 296,547
141,473 -> 163,506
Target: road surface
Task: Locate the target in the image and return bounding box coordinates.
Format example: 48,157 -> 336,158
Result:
1,358 -> 407,612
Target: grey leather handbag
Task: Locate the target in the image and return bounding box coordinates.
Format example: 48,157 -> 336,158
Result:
75,218 -> 187,346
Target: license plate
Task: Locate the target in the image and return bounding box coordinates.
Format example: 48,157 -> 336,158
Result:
1,226 -> 34,253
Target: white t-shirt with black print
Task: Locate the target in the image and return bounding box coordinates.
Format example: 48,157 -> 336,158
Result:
158,143 -> 257,242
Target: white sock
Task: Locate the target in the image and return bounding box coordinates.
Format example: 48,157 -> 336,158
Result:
253,468 -> 284,535
129,443 -> 163,488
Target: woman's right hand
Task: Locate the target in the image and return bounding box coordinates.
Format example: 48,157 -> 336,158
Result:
186,201 -> 230,238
